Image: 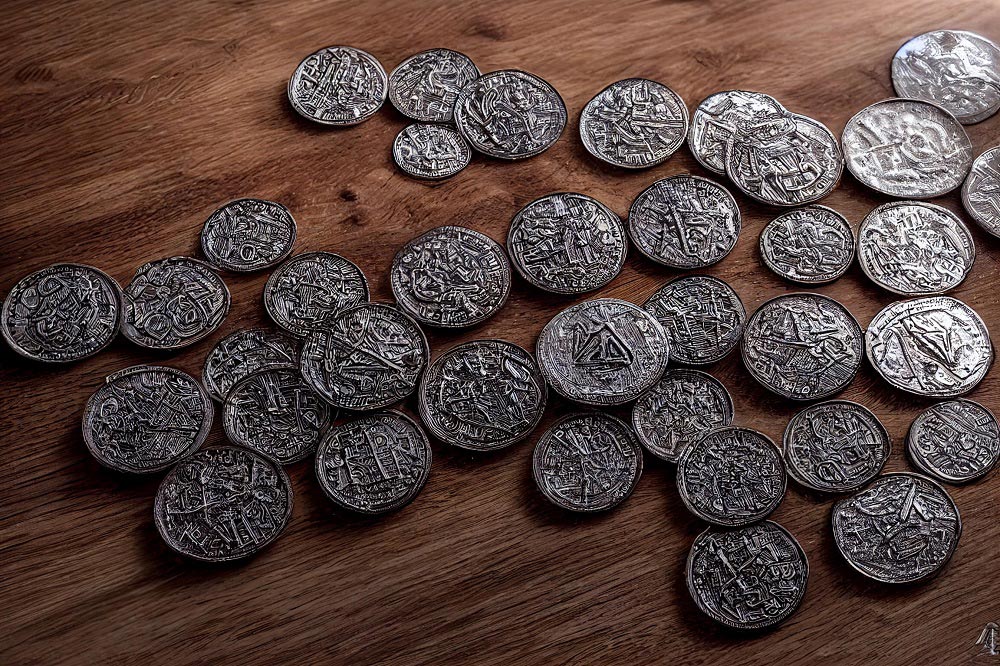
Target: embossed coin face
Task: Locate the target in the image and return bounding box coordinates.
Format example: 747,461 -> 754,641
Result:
688,90 -> 787,174
264,252 -> 369,337
392,123 -> 472,179
388,48 -> 480,122
200,199 -> 296,272
628,174 -> 741,269
419,339 -> 547,451
507,192 -> 627,294
759,205 -> 855,284
537,298 -> 669,406
631,369 -> 734,463
301,303 -> 429,411
121,257 -> 230,350
532,413 -> 643,512
783,400 -> 890,493
962,147 -> 1000,238
866,297 -> 993,398
391,226 -> 510,328
832,473 -> 961,583
742,293 -> 863,400
643,275 -> 745,365
677,427 -> 786,526
842,99 -> 973,198
687,521 -> 808,630
2,263 -> 122,363
202,328 -> 301,403
907,399 -> 1000,484
83,365 -> 212,474
315,410 -> 432,514
287,45 -> 387,125
155,446 -> 293,562
453,69 -> 567,160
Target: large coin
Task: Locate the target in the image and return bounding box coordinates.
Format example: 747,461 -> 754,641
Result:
392,123 -> 472,179
154,446 -> 293,562
387,48 -> 480,122
832,473 -> 961,583
907,398 -> 1000,484
200,199 -> 296,272
687,90 -> 787,174
82,365 -> 212,474
961,146 -> 1000,238
287,46 -> 387,125
759,205 -> 855,284
532,413 -> 643,512
2,263 -> 122,363
419,339 -> 546,451
201,327 -> 301,403
507,191 -> 626,294
264,251 -> 369,337
742,293 -> 863,400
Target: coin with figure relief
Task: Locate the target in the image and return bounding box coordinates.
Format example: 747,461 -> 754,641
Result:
388,48 -> 479,122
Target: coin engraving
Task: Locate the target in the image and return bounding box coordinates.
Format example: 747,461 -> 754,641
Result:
287,46 -> 387,125
264,252 -> 369,337
759,206 -> 855,284
388,48 -> 480,122
907,399 -> 1000,484
202,328 -> 301,403
962,146 -> 1000,238
688,90 -> 787,174
200,199 -> 296,272
392,123 -> 472,179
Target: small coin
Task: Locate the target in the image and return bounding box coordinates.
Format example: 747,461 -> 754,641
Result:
201,328 -> 301,403
82,365 -> 212,474
264,251 -> 369,337
628,174 -> 741,269
2,263 -> 122,363
642,274 -> 745,365
392,123 -> 472,179
742,293 -> 863,400
391,225 -> 510,328
832,472 -> 961,583
631,368 -> 735,463
287,46 -> 387,125
687,90 -> 787,174
419,339 -> 547,451
154,445 -> 293,562
121,257 -> 230,350
388,48 -> 480,122
507,191 -> 626,294
315,410 -> 432,514
759,205 -> 855,284
532,413 -> 643,512
907,399 -> 1000,484
961,146 -> 1000,238
866,296 -> 993,398
200,199 -> 297,272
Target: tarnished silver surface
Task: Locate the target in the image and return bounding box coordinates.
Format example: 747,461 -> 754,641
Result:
200,199 -> 296,273
759,205 -> 855,284
907,398 -> 1000,484
962,146 -> 1000,238
388,48 -> 480,122
201,328 -> 301,403
264,252 -> 369,337
688,90 -> 787,174
392,123 -> 472,179
287,46 -> 387,125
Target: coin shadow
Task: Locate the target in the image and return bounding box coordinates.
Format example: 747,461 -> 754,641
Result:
276,84 -> 362,136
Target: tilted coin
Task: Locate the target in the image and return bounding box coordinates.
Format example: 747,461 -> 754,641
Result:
154,445 -> 293,562
390,225 -> 510,328
832,472 -> 961,583
907,398 -> 1000,484
842,98 -> 973,198
2,263 -> 121,363
631,368 -> 734,463
866,297 -> 993,398
537,298 -> 669,406
962,146 -> 1000,238
388,48 -> 480,122
287,45 -> 387,125
200,199 -> 297,272
202,327 -> 301,403
507,191 -> 626,294
392,123 -> 472,179
687,90 -> 787,174
628,174 -> 741,269
532,413 -> 643,512
264,251 -> 369,337
759,205 -> 855,284
82,365 -> 212,474
419,339 -> 546,451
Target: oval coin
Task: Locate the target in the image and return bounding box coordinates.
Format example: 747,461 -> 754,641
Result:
287,46 -> 387,125
264,252 -> 369,337
907,398 -> 999,484
759,205 -> 855,284
388,48 -> 479,122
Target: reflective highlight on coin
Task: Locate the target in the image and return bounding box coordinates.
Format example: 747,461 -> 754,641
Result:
759,206 -> 854,284
264,252 -> 369,337
202,328 -> 301,403
200,199 -> 296,272
962,147 -> 1000,238
288,46 -> 387,125
393,123 -> 472,179
907,399 -> 999,484
688,90 -> 787,174
388,48 -> 479,122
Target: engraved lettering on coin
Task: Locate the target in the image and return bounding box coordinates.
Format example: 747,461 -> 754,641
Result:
393,123 -> 472,179
264,252 -> 369,337
200,199 -> 297,272
962,146 -> 1000,238
759,205 -> 855,284
907,398 -> 1000,484
287,46 -> 387,125
387,48 -> 480,123
202,328 -> 301,403
688,90 -> 787,174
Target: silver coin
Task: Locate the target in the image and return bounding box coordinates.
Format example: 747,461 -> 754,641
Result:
418,339 -> 546,451
453,69 -> 567,160
631,368 -> 734,463
783,400 -> 891,493
532,413 -> 643,512
154,445 -> 293,562
392,123 -> 472,179
82,365 -> 212,474
907,398 -> 1000,484
264,251 -> 369,337
961,146 -> 1000,238
315,410 -> 432,514
287,46 -> 387,125
642,274 -> 745,365
387,48 -> 480,123
300,302 -> 429,411
201,327 -> 301,403
200,199 -> 297,273
892,30 -> 1000,125
677,427 -> 786,526
390,225 -> 510,328
842,98 -> 973,198
1,263 -> 122,363
579,78 -> 689,169
866,296 -> 993,398
537,298 -> 669,406
628,174 -> 741,269
687,90 -> 787,174
121,257 -> 230,350
686,520 -> 808,630
832,472 -> 961,583
759,205 -> 855,284
507,191 -> 626,294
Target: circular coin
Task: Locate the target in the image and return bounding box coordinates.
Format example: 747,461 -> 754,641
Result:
687,90 -> 787,174
759,205 -> 855,284
388,48 -> 480,122
264,252 -> 369,337
201,327 -> 301,403
392,123 -> 472,179
199,199 -> 297,272
287,46 -> 387,125
962,146 -> 1000,238
907,398 -> 1000,484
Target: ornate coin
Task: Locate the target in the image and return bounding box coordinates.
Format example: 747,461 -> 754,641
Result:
387,48 -> 480,122
200,199 -> 296,272
759,205 -> 855,284
201,327 -> 301,403
907,399 -> 1000,484
687,90 -> 787,174
264,252 -> 369,337
287,45 -> 387,125
962,146 -> 1000,238
392,123 -> 472,179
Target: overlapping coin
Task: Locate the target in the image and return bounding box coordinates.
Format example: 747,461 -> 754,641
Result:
287,46 -> 387,125
388,48 -> 479,123
202,328 -> 301,403
907,399 -> 1000,484
200,199 -> 296,272
962,146 -> 1000,238
264,251 -> 369,336
392,123 -> 472,180
687,90 -> 787,174
759,206 -> 855,284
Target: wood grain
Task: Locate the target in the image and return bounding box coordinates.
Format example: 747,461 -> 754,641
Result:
1,1 -> 999,664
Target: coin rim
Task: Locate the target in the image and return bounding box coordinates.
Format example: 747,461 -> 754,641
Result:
199,198 -> 298,273
392,123 -> 472,180
387,47 -> 480,122
905,397 -> 1000,484
961,146 -> 1000,238
286,45 -> 388,126
758,205 -> 856,285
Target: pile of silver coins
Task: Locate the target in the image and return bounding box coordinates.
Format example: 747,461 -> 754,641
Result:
3,29 -> 999,627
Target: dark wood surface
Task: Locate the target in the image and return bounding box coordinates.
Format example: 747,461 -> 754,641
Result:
2,1 -> 999,664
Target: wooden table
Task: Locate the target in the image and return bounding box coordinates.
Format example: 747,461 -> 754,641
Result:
2,1 -> 999,663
